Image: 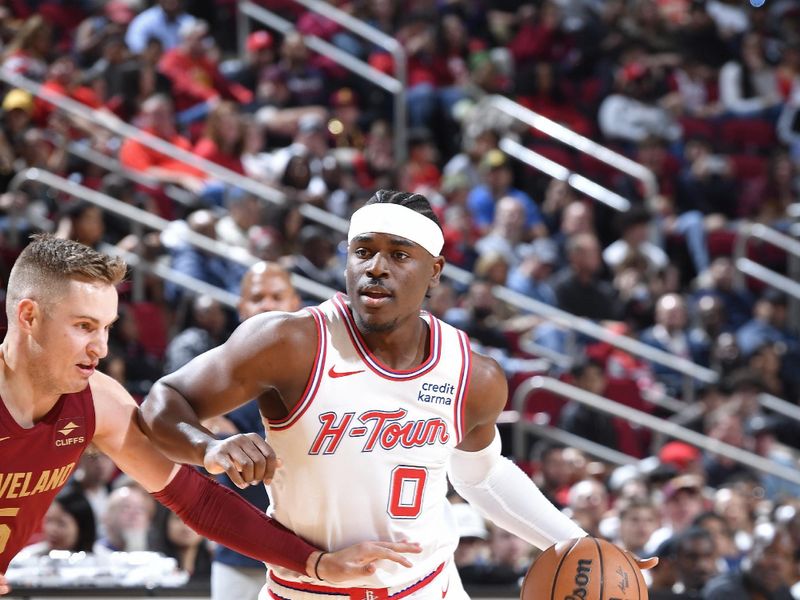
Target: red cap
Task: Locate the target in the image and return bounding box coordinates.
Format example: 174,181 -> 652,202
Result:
658,441 -> 701,470
621,62 -> 647,83
247,30 -> 274,52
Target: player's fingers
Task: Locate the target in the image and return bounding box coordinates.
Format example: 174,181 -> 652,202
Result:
358,546 -> 414,568
226,445 -> 258,484
237,438 -> 268,484
248,435 -> 280,483
216,455 -> 247,489
635,556 -> 659,570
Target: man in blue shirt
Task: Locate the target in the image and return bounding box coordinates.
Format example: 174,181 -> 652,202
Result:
125,0 -> 196,54
466,149 -> 547,239
204,261 -> 302,600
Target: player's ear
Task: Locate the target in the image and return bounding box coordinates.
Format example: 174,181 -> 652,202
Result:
17,298 -> 39,333
429,256 -> 444,289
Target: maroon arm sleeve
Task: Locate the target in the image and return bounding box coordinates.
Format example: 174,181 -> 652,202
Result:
152,465 -> 316,574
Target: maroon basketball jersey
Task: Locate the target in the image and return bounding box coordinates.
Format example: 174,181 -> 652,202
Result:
0,386 -> 95,572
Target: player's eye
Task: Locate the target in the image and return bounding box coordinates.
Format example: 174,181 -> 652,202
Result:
393,252 -> 409,261
354,248 -> 370,258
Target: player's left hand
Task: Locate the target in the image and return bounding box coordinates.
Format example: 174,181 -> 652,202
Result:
311,541 -> 423,583
625,551 -> 658,570
0,572 -> 10,595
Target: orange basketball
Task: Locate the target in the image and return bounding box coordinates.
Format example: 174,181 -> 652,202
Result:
521,537 -> 648,600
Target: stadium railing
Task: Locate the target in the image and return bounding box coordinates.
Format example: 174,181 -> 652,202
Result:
236,0 -> 408,164
511,375 -> 800,486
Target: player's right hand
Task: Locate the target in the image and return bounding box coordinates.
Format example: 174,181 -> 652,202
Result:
203,434 -> 280,489
312,541 -> 423,583
0,572 -> 10,595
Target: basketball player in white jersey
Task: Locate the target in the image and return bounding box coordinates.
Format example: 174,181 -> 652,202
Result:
140,190 -> 655,599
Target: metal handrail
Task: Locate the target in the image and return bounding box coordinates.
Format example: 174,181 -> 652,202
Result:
733,223 -> 800,300
237,0 -> 407,163
512,376 -> 800,485
8,168 -> 338,303
500,137 -> 631,212
288,0 -> 407,164
0,68 -> 349,235
487,95 -> 658,200
499,411 -> 637,466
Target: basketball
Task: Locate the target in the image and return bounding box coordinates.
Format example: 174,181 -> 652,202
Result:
521,537 -> 647,600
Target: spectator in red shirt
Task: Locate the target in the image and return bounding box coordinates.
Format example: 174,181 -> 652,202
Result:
158,20 -> 252,114
34,56 -> 104,127
119,94 -> 207,195
193,101 -> 246,175
2,14 -> 51,81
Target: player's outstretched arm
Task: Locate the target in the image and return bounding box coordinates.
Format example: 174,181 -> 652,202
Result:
448,353 -> 588,549
139,312 -> 317,487
91,372 -> 421,578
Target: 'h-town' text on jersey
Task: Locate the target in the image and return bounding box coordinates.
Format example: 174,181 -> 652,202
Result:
266,294 -> 472,589
0,386 -> 94,572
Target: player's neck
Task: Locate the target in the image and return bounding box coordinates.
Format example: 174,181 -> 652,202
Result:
0,340 -> 62,427
357,313 -> 430,371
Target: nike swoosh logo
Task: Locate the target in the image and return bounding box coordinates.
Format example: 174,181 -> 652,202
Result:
0,436 -> 10,442
328,366 -> 365,378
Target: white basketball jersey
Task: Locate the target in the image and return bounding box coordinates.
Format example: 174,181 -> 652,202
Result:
265,293 -> 472,589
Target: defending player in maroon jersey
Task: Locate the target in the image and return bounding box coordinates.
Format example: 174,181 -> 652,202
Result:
0,235 -> 419,595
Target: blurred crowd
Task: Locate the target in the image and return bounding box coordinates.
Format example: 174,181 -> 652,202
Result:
1,0 -> 800,597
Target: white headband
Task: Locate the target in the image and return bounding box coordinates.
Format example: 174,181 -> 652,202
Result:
348,203 -> 444,257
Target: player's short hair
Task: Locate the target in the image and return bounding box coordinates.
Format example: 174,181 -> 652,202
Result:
364,189 -> 441,229
6,234 -> 126,320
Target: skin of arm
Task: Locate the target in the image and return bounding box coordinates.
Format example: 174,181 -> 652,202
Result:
139,311 -> 317,486
93,367 -> 420,580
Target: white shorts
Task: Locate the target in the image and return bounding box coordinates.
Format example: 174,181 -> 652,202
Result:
259,561 -> 468,600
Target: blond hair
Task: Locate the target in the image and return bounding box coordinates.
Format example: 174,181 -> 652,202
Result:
6,234 -> 126,320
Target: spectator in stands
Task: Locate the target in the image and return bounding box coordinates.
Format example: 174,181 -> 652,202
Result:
703,525 -> 795,600
163,294 -> 228,375
73,1 -> 134,69
125,0 -> 195,55
675,137 -> 738,223
444,278 -> 510,352
603,206 -> 669,276
566,479 -> 609,538
119,94 -> 207,195
35,56 -> 105,127
693,511 -> 742,572
104,36 -> 172,122
55,202 -> 105,249
719,32 -> 783,119
736,289 -> 800,360
530,442 -> 572,510
106,304 -> 163,398
703,404 -> 755,487
158,20 -> 252,114
738,149 -> 798,229
193,101 -> 248,175
215,187 -> 263,249
13,487 -> 97,560
149,504 -> 213,581
485,523 -> 534,584
639,293 -> 711,397
286,225 -> 344,302
693,258 -> 754,331
617,498 -> 661,558
475,195 -> 529,269
71,451 -> 116,537
651,526 -> 718,599
226,30 -> 277,101
467,150 -> 546,239
204,261 -> 301,600
451,502 -> 492,585
266,31 -> 328,108
598,62 -> 682,144
2,15 -> 51,81
96,484 -> 155,554
648,474 -> 707,555
443,127 -> 500,191
551,232 -> 619,321
506,238 -> 558,305
559,358 -> 619,450
1,88 -> 34,144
